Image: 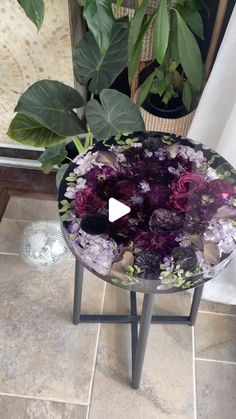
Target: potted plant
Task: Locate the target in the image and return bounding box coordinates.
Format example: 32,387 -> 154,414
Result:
7,3 -> 144,180
127,0 -> 207,135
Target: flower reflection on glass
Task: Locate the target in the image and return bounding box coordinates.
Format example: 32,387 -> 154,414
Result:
59,132 -> 236,292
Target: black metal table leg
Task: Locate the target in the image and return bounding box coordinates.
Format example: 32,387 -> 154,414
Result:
132,293 -> 155,389
72,260 -> 204,388
189,284 -> 204,325
73,259 -> 84,325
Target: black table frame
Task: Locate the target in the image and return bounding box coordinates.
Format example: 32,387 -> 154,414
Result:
73,259 -> 204,389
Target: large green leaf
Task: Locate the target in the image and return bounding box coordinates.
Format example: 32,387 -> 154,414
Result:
128,0 -> 149,83
136,71 -> 155,106
39,144 -> 68,174
128,15 -> 153,84
176,11 -> 203,91
17,0 -> 45,30
74,23 -> 128,94
182,81 -> 192,111
78,0 -> 114,52
170,12 -> 179,64
56,164 -> 69,189
7,114 -> 66,147
179,7 -> 204,40
15,80 -> 86,137
154,0 -> 170,65
86,89 -> 145,140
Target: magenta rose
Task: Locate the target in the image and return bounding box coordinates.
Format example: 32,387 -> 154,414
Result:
74,187 -> 106,217
172,172 -> 205,193
169,172 -> 205,212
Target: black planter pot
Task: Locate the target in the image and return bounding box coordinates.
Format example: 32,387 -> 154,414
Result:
139,63 -> 191,119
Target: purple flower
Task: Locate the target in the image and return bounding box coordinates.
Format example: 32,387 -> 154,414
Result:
149,209 -> 184,231
86,165 -> 117,187
74,187 -> 106,217
135,251 -> 161,279
134,231 -> 177,256
147,184 -> 170,209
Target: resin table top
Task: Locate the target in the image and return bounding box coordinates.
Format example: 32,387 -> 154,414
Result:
58,132 -> 236,293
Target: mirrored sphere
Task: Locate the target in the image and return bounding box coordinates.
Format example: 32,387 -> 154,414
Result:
20,221 -> 70,268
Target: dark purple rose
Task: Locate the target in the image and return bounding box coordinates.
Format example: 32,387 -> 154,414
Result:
147,184 -> 170,209
135,251 -> 161,279
171,247 -> 197,271
168,172 -> 205,212
114,180 -> 138,200
86,165 -> 117,187
172,172 -> 205,194
168,192 -> 189,212
149,208 -> 184,231
134,231 -> 176,256
74,187 -> 106,217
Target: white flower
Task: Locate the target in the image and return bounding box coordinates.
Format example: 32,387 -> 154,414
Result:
132,142 -> 142,148
76,177 -> 87,190
205,167 -> 219,181
144,149 -> 153,158
140,180 -> 150,193
196,251 -> 211,272
73,230 -> 118,275
64,178 -> 87,199
65,187 -> 76,199
178,146 -> 206,168
109,145 -> 126,163
73,151 -> 103,176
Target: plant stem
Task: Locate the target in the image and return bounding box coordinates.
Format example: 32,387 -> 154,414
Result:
72,136 -> 84,153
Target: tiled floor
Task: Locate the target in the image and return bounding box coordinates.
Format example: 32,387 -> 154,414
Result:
0,197 -> 235,419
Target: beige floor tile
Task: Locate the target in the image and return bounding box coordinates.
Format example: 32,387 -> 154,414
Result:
0,219 -> 29,254
103,283 -> 191,317
0,395 -> 88,419
196,360 -> 236,419
195,313 -> 236,362
200,299 -> 236,315
89,285 -> 194,419
0,255 -> 105,405
4,197 -> 58,221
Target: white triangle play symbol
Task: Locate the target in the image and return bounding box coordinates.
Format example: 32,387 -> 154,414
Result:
108,198 -> 131,222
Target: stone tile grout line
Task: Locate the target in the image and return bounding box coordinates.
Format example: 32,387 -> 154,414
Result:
86,282 -> 107,419
0,392 -> 88,406
195,357 -> 236,365
192,321 -> 197,419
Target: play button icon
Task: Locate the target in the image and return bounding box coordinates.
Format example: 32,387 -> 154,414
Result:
108,198 -> 131,222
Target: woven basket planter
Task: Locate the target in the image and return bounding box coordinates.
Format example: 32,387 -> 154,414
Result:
134,91 -> 195,136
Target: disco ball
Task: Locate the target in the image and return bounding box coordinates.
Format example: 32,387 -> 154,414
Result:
20,221 -> 70,268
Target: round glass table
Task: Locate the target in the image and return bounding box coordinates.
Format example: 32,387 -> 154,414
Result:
58,131 -> 236,388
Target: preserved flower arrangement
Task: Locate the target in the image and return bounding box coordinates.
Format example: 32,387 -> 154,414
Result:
58,132 -> 236,293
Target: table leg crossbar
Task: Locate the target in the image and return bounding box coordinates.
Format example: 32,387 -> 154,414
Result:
73,261 -> 203,388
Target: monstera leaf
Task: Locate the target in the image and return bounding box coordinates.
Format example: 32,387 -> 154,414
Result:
74,23 -> 128,94
7,114 -> 66,147
17,0 -> 45,30
15,80 -> 86,136
86,89 -> 145,140
78,0 -> 114,52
